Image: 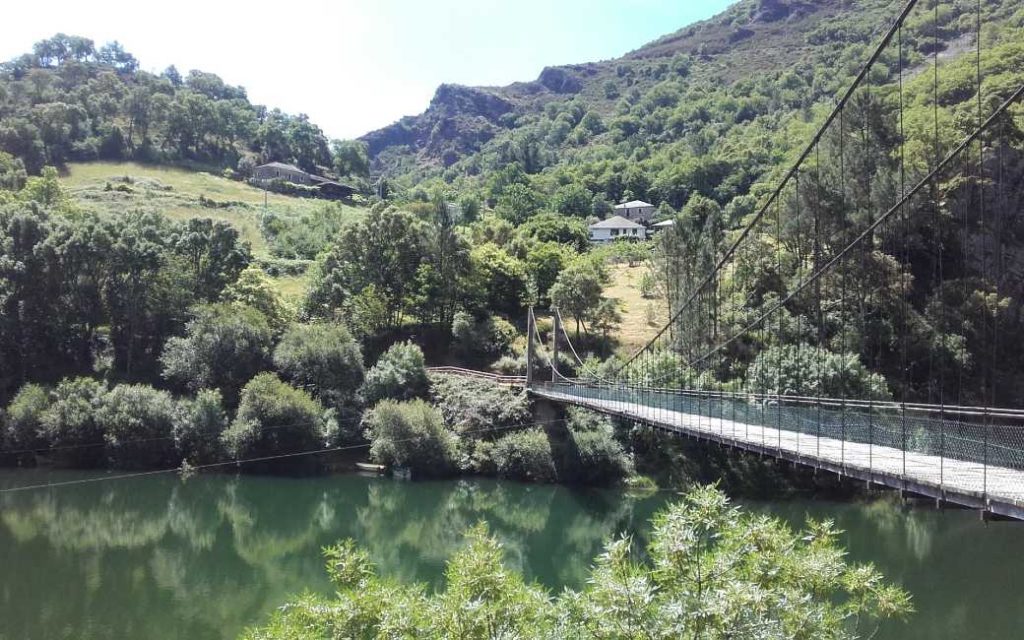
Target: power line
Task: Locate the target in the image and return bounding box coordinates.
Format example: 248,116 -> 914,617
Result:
0,416 -> 573,494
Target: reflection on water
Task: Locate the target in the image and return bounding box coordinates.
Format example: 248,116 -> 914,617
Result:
1,469 -> 1022,640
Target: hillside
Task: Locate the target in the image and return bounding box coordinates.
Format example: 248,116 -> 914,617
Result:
59,162 -> 364,302
362,0 -> 1023,212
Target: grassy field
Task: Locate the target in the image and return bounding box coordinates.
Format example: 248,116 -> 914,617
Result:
61,162 -> 362,301
604,262 -> 667,353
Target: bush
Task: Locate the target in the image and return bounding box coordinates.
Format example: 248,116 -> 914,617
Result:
173,389 -> 228,463
745,343 -> 891,400
39,377 -> 107,466
96,384 -> 179,469
492,354 -> 527,376
490,428 -> 557,483
429,373 -> 530,437
363,399 -> 456,476
274,323 -> 365,407
3,383 -> 51,452
361,341 -> 429,405
221,373 -> 330,459
450,312 -> 517,362
160,303 -> 273,405
246,487 -> 912,640
563,415 -> 634,486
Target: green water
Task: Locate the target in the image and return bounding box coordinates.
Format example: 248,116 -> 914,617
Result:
1,469 -> 1022,639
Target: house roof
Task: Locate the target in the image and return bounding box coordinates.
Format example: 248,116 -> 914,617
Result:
258,161 -> 305,172
653,219 -> 676,227
615,200 -> 654,209
590,215 -> 645,230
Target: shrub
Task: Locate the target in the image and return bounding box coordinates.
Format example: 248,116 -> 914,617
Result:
245,486 -> 912,640
492,354 -> 527,376
221,373 -> 330,459
361,341 -> 429,406
160,303 -> 273,405
273,323 -> 365,407
3,383 -> 51,452
363,399 -> 456,476
745,343 -> 891,400
563,418 -> 634,486
173,389 -> 228,464
490,428 -> 557,483
39,377 -> 107,466
429,373 -> 530,437
96,384 -> 179,469
451,312 -> 517,361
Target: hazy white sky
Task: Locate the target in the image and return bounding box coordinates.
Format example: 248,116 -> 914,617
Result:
0,0 -> 735,139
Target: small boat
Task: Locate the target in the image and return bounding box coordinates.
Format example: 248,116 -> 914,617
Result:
355,462 -> 386,474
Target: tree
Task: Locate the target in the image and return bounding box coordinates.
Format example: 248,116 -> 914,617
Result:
468,243 -> 529,317
173,388 -> 227,463
551,183 -> 594,217
221,373 -> 331,459
38,377 -> 107,466
305,210 -> 424,330
245,486 -> 911,639
361,341 -> 430,406
171,218 -> 251,302
524,242 -> 570,306
273,323 -> 365,408
160,303 -> 273,404
495,182 -> 543,224
0,151 -> 27,191
549,263 -> 605,336
331,139 -> 370,178
96,384 -> 178,469
221,265 -> 292,332
363,399 -> 456,476
3,383 -> 51,452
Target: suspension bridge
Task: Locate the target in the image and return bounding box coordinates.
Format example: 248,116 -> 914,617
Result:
519,0 -> 1024,520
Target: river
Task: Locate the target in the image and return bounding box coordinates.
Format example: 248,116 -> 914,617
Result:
0,468 -> 1022,639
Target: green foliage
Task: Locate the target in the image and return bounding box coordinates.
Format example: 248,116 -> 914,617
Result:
273,323 -> 365,407
450,312 -> 517,362
247,486 -> 911,639
468,243 -> 529,317
221,265 -> 294,332
160,303 -> 273,404
173,388 -> 228,463
97,384 -> 178,468
561,408 -> 633,485
491,428 -> 557,483
38,377 -> 107,466
361,341 -> 429,406
549,262 -> 606,335
363,398 -> 456,476
3,383 -> 51,451
429,373 -> 530,437
745,344 -> 891,401
305,209 -> 424,330
551,182 -> 593,217
221,373 -> 329,459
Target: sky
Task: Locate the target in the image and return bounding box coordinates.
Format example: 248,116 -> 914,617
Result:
0,0 -> 736,140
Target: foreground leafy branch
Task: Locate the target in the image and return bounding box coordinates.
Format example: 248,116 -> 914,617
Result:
244,486 -> 911,639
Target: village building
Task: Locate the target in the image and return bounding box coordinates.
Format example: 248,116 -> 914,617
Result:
253,162 -> 355,199
589,215 -> 648,243
614,199 -> 656,224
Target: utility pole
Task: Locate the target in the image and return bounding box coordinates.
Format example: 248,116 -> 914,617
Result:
526,308 -> 535,388
551,309 -> 560,383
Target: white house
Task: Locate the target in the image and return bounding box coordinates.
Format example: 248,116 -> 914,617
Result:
589,216 -> 648,243
614,200 -> 656,223
651,219 -> 675,233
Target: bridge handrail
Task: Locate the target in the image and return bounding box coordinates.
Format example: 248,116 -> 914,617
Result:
428,366 -> 526,386
532,380 -> 1024,422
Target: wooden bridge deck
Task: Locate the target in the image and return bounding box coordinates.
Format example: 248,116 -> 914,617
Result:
532,386 -> 1024,520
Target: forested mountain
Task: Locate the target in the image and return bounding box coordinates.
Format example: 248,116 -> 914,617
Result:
0,35 -> 369,184
363,0 -> 1023,214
